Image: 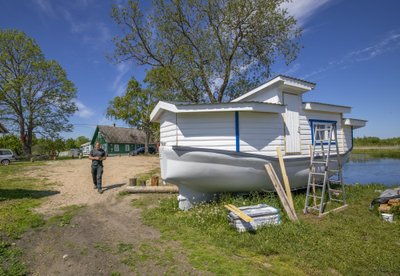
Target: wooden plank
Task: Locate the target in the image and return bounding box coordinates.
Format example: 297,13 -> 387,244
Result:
226,204 -> 254,222
276,147 -> 295,210
265,164 -> 298,222
224,204 -> 253,222
125,186 -> 178,193
319,204 -> 348,217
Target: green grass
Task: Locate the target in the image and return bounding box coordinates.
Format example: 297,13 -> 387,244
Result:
0,162 -> 51,274
47,205 -> 86,227
0,162 -> 50,239
0,242 -> 26,276
137,185 -> 400,275
352,148 -> 400,159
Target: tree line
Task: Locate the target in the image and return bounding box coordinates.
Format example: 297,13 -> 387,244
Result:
354,137 -> 400,147
0,135 -> 89,157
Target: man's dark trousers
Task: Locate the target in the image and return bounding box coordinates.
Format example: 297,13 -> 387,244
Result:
91,165 -> 103,190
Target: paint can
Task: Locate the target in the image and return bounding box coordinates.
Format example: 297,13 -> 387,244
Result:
381,213 -> 394,223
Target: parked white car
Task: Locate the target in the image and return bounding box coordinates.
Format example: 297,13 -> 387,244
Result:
0,149 -> 16,165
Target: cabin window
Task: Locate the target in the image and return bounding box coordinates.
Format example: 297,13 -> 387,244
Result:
125,145 -> 130,152
309,120 -> 337,145
114,144 -> 119,152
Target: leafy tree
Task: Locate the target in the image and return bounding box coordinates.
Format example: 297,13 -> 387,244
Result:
106,78 -> 159,153
65,138 -> 76,149
0,29 -> 77,156
0,134 -> 22,155
111,0 -> 301,103
34,138 -> 65,156
75,136 -> 90,148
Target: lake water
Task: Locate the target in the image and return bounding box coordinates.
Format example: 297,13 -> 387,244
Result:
343,154 -> 400,186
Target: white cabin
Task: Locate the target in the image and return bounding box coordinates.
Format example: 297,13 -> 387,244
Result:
80,142 -> 92,156
151,75 -> 366,157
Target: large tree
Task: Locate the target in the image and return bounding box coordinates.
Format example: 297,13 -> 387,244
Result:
0,29 -> 77,155
106,78 -> 159,153
75,136 -> 90,148
111,0 -> 301,103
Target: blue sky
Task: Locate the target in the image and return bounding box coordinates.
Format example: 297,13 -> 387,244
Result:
1,0 -> 399,139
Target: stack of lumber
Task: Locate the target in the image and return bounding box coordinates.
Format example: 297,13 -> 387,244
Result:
379,199 -> 400,212
227,204 -> 281,232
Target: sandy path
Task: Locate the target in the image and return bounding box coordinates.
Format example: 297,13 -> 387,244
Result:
18,156 -> 203,275
31,155 -> 160,215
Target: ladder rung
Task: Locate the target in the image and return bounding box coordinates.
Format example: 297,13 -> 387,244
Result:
307,206 -> 322,211
309,183 -> 324,188
310,172 -> 326,176
328,169 -> 340,172
330,199 -> 344,202
310,195 -> 323,199
312,161 -> 327,164
329,189 -> 342,193
329,180 -> 341,184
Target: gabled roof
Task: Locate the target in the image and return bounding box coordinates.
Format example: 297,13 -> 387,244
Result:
231,75 -> 316,102
91,125 -> 148,145
343,118 -> 368,129
150,101 -> 285,122
303,102 -> 352,114
0,122 -> 9,134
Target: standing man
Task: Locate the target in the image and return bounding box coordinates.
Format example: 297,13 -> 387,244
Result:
89,142 -> 107,193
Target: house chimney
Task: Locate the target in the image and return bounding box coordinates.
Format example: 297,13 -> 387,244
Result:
113,123 -> 116,127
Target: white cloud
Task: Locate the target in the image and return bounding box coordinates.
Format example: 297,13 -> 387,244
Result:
61,9 -> 112,47
302,32 -> 400,79
282,0 -> 333,26
74,100 -> 94,118
346,33 -> 400,62
34,0 -> 55,16
112,63 -> 132,95
283,63 -> 301,75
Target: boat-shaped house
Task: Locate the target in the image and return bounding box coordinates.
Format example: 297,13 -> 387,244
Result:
150,75 -> 366,210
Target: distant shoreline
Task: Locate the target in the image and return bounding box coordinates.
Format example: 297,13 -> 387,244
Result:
353,146 -> 400,150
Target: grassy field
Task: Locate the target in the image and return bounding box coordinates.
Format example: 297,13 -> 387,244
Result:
352,148 -> 400,159
135,185 -> 400,275
2,161 -> 399,275
0,162 -> 59,275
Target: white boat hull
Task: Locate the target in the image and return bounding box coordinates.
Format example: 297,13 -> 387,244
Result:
160,146 -> 350,210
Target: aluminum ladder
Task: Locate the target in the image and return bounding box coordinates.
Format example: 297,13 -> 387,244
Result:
303,122 -> 347,216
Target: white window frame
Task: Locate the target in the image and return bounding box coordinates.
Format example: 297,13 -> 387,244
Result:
114,144 -> 119,152
125,145 -> 130,152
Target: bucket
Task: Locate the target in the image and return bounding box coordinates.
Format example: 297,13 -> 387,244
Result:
381,213 -> 394,223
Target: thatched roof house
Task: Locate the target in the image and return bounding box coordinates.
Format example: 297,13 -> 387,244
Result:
90,125 -> 153,154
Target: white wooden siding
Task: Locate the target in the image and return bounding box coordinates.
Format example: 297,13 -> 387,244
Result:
245,85 -> 282,103
160,108 -> 352,157
176,112 -> 236,151
343,126 -> 352,152
160,111 -> 177,146
299,111 -> 345,155
239,112 -> 284,156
